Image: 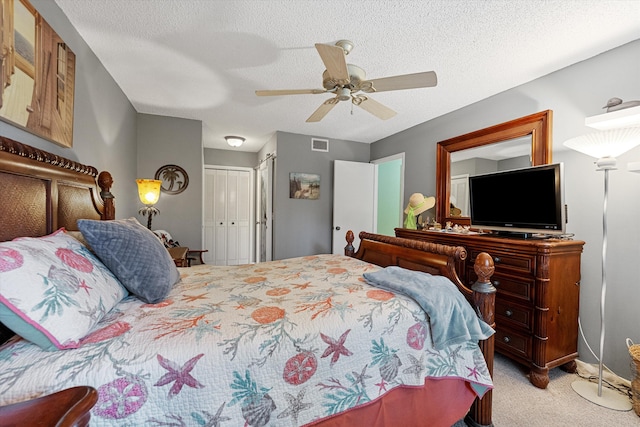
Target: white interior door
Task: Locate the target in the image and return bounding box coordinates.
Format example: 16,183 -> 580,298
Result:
203,171 -> 215,264
236,171 -> 251,265
204,167 -> 253,265
451,174 -> 470,217
332,160 -> 375,254
214,169 -> 227,265
256,157 -> 273,263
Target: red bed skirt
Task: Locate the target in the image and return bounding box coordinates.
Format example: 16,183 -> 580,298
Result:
307,378 -> 478,427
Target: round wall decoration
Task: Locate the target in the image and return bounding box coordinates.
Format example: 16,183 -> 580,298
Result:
155,164 -> 189,195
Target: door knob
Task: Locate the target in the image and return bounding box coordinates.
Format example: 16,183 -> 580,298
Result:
335,226 -> 341,231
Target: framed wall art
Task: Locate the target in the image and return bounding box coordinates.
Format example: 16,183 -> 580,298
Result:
289,172 -> 320,200
155,164 -> 189,195
0,0 -> 76,148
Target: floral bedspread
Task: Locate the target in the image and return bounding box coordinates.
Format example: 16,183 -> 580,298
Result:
0,254 -> 492,426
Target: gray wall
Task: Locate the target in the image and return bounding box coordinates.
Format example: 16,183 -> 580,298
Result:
372,39 -> 640,380
136,114 -> 203,250
204,148 -> 258,168
1,0 -> 139,219
273,131 -> 370,259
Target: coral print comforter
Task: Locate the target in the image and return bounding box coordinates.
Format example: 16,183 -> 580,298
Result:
0,254 -> 492,426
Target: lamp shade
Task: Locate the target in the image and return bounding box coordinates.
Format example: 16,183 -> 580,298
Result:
225,136 -> 245,147
563,126 -> 640,159
136,179 -> 161,205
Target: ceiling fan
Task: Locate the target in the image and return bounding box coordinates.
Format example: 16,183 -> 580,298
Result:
255,40 -> 437,122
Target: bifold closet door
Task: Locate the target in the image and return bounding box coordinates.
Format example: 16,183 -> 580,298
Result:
204,169 -> 251,266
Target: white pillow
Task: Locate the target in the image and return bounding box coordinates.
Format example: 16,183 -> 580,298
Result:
0,229 -> 128,350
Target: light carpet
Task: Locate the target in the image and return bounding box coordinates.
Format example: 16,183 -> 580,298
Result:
454,353 -> 639,426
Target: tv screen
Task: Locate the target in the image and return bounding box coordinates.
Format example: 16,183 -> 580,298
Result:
468,163 -> 566,237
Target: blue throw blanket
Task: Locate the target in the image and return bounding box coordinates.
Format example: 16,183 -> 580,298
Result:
363,266 -> 494,350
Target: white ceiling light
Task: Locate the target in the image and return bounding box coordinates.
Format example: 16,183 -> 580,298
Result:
225,136 -> 245,147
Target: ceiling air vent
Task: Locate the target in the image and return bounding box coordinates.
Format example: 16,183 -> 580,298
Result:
311,138 -> 329,152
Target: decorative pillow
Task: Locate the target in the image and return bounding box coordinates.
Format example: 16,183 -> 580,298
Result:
78,218 -> 180,304
0,229 -> 128,351
153,230 -> 181,248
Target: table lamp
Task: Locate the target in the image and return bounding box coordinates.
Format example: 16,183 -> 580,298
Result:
136,179 -> 161,229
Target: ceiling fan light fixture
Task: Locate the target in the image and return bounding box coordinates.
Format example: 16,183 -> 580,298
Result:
337,87 -> 351,101
225,136 -> 245,147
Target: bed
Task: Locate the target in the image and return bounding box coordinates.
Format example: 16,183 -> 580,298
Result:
0,136 -> 496,427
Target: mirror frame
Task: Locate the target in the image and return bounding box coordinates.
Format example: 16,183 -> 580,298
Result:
435,110 -> 553,226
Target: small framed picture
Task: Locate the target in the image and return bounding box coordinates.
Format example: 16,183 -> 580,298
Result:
289,173 -> 320,200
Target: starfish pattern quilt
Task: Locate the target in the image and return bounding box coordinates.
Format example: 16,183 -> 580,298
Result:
0,254 -> 492,426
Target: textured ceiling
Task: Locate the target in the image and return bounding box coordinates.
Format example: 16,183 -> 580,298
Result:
53,0 -> 640,152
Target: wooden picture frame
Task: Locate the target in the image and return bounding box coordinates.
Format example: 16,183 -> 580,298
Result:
0,0 -> 76,148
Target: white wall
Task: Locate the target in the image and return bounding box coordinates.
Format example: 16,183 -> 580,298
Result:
372,39 -> 640,380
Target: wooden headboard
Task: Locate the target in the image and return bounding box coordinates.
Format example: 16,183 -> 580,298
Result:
0,136 -> 114,343
0,136 -> 114,242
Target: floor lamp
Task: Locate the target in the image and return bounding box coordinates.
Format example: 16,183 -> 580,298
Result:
563,126 -> 640,410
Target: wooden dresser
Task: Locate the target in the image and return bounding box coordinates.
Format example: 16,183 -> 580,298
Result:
395,228 -> 584,388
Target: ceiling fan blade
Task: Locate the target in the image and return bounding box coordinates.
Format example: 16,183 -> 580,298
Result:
256,88 -> 327,96
306,97 -> 339,122
364,71 -> 437,93
315,43 -> 350,85
353,95 -> 397,120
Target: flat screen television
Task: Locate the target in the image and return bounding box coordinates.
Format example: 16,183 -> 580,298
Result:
468,163 -> 566,238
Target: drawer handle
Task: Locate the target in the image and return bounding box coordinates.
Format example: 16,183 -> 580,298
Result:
505,309 -> 513,317
503,336 -> 511,343
493,256 -> 501,264
492,280 -> 500,287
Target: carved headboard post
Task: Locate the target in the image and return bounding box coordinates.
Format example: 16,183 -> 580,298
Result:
344,230 -> 355,257
98,171 -> 115,220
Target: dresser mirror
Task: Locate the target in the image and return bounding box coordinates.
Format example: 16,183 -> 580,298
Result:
435,110 -> 553,225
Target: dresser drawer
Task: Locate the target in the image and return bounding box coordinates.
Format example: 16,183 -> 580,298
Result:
468,269 -> 534,303
469,248 -> 535,276
496,299 -> 533,332
496,327 -> 532,360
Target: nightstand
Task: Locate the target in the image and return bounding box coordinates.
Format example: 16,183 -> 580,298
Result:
168,246 -> 189,267
0,386 -> 98,427
187,249 -> 208,265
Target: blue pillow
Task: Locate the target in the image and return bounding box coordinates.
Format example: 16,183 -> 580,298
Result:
78,218 -> 180,303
